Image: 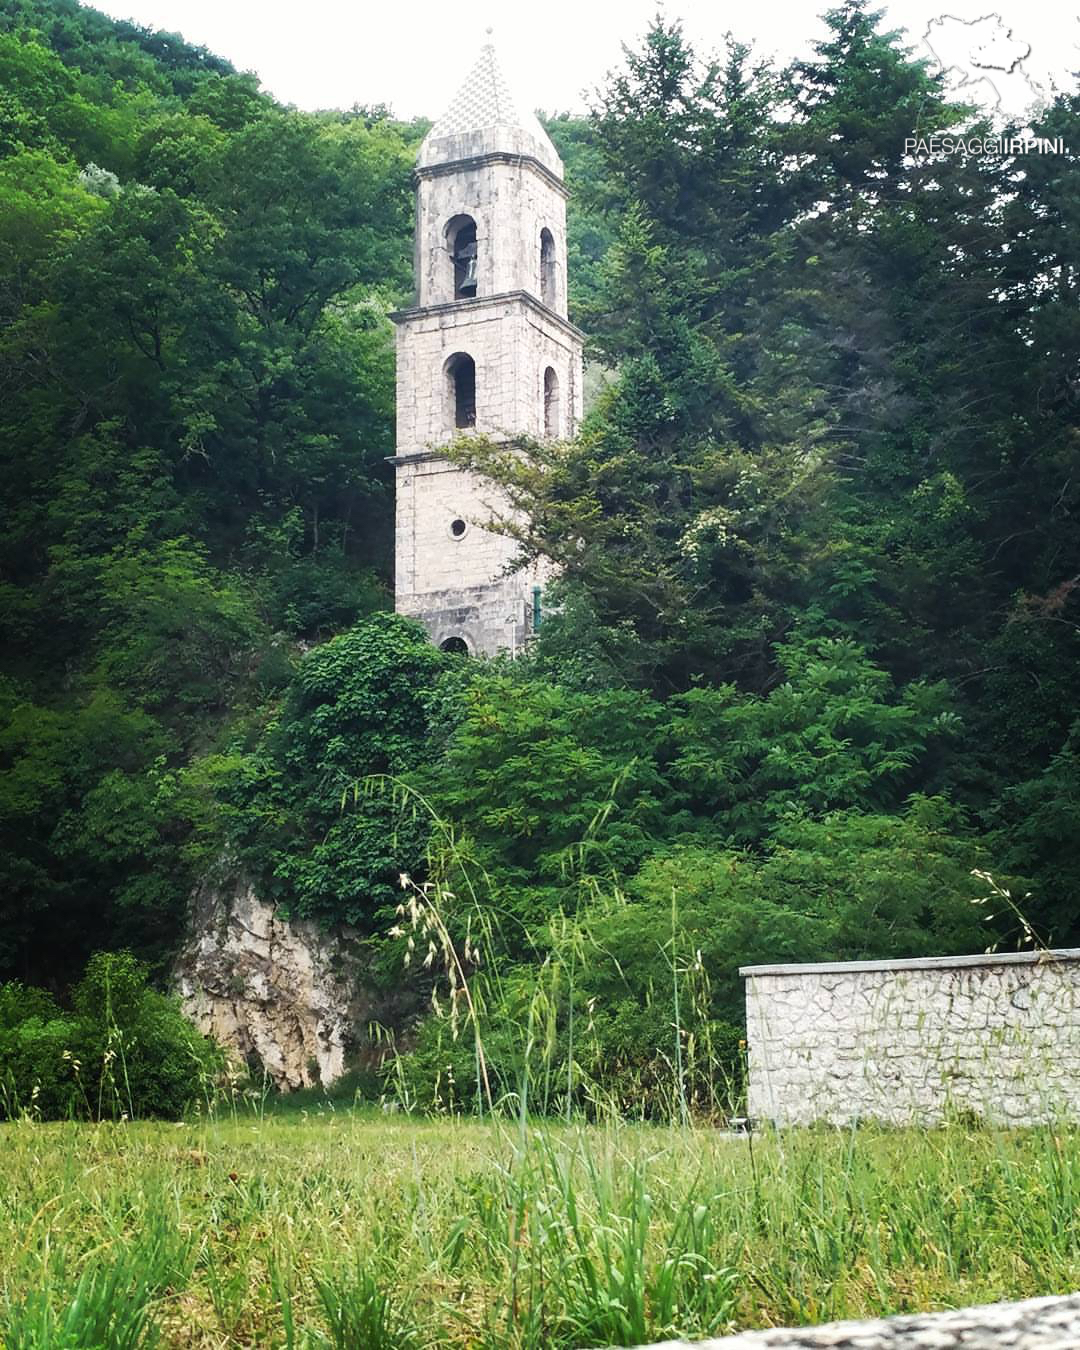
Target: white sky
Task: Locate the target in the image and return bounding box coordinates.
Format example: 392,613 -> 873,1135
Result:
91,0 -> 1078,121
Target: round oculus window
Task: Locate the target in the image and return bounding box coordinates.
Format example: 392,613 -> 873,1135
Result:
449,517 -> 468,539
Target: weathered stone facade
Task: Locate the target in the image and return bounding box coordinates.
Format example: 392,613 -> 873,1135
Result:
743,950 -> 1080,1127
391,42 -> 584,656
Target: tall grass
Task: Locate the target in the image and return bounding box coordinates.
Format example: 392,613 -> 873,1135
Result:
2,1114 -> 1079,1347
368,775 -> 743,1125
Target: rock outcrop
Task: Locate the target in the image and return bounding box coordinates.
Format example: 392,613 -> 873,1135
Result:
175,879 -> 374,1090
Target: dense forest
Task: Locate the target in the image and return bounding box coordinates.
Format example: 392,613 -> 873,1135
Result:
1,0 -> 1078,1113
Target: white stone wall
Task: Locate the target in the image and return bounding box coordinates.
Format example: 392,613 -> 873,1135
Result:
642,1292 -> 1080,1349
395,455 -> 516,600
393,298 -> 582,454
416,155 -> 569,314
743,950 -> 1080,1126
392,119 -> 584,657
397,572 -> 549,658
394,449 -> 555,656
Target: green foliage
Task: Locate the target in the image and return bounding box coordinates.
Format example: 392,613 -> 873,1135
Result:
2,0 -> 1079,1114
6,1115 -> 1080,1345
392,794 -> 992,1119
626,799 -> 992,1016
0,951 -> 222,1120
0,2 -> 419,980
992,722 -> 1080,944
221,613 -> 453,927
314,1263 -> 422,1350
427,670 -> 672,879
668,635 -> 959,841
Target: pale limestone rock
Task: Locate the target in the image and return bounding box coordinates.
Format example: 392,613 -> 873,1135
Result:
175,880 -> 374,1091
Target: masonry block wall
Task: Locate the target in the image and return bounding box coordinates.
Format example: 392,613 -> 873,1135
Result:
390,42 -> 584,658
743,950 -> 1080,1126
416,159 -> 569,315
393,299 -> 582,456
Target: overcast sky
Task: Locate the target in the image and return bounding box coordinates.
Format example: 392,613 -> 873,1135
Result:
91,0 -> 1078,122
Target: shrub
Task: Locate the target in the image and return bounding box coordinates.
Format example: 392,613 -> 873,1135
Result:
0,951 -> 223,1120
222,612 -> 455,928
388,798 -> 999,1121
0,1012 -> 81,1120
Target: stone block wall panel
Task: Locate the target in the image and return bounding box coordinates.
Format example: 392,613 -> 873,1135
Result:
742,950 -> 1080,1127
638,1292 -> 1080,1349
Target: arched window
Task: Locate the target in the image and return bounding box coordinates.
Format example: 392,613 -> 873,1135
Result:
446,215 -> 478,299
543,366 -> 560,438
540,228 -> 556,306
440,636 -> 469,655
445,352 -> 476,429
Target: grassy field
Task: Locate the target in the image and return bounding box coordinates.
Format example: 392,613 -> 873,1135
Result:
2,1110 -> 1079,1348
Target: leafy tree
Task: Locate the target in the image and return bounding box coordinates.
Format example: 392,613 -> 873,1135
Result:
0,4 -> 420,980
668,635 -> 959,841
992,722 -> 1080,945
219,614 -> 452,927
612,797 -> 996,1026
2,0 -> 1079,1111
426,669 -> 675,884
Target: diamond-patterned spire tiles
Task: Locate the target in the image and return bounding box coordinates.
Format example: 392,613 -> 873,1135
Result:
421,39 -> 560,173
428,43 -> 520,139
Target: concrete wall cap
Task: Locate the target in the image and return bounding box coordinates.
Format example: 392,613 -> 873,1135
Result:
740,948 -> 1080,978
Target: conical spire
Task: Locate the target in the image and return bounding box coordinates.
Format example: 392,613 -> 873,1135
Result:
417,37 -> 562,177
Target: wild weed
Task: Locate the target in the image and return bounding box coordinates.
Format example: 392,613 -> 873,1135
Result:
312,1261 -> 422,1349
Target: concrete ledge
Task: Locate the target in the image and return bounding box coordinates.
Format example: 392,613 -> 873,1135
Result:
634,1292 -> 1080,1348
415,150 -> 570,197
390,289 -> 586,340
740,948 -> 1080,977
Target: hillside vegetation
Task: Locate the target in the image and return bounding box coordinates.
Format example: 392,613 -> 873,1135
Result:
2,0 -> 1079,1114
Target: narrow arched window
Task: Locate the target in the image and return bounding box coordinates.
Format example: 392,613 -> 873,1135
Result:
445,352 -> 476,429
446,215 -> 478,299
540,228 -> 556,306
543,366 -> 559,438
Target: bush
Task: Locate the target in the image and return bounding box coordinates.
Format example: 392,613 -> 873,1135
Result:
388,798 -> 999,1121
387,941 -> 745,1123
222,612 -> 455,928
0,1012 -> 80,1119
0,951 -> 223,1120
607,797 -> 998,1024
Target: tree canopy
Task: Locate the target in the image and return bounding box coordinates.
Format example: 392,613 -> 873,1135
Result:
1,1 -> 1077,1111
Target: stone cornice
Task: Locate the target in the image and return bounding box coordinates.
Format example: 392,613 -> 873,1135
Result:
384,450 -> 441,467
414,151 -> 568,197
386,433 -> 528,468
741,947 -> 1080,978
390,290 -> 585,342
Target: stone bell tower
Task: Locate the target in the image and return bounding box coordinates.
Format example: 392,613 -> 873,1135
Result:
389,38 -> 585,656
